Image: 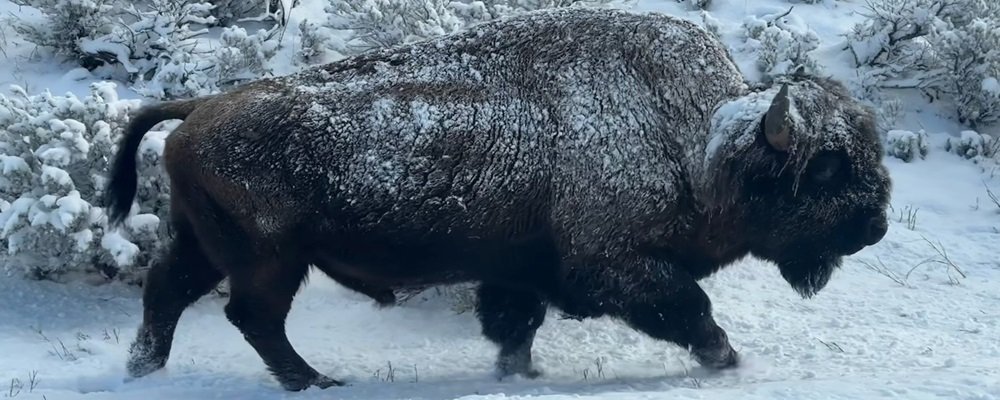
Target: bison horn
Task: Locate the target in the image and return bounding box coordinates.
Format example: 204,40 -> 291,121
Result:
764,83 -> 792,152
792,65 -> 807,78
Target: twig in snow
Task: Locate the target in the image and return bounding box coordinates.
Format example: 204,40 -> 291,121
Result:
919,236 -> 966,285
817,338 -> 845,353
860,257 -> 908,286
985,182 -> 1000,210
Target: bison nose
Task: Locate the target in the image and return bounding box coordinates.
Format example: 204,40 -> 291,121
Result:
863,214 -> 888,245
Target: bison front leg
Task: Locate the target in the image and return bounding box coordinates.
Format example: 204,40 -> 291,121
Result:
475,284 -> 548,380
567,257 -> 739,370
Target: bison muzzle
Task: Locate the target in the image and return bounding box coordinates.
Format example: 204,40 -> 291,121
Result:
104,7 -> 891,391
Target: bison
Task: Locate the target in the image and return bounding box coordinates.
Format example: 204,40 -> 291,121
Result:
105,7 -> 891,391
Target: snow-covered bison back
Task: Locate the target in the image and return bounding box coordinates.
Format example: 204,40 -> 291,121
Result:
105,7 -> 891,392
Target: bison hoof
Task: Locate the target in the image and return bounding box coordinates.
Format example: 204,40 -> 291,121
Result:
692,344 -> 739,370
313,375 -> 346,389
125,337 -> 167,378
374,293 -> 398,308
125,356 -> 166,379
495,366 -> 543,381
495,354 -> 543,381
280,373 -> 345,391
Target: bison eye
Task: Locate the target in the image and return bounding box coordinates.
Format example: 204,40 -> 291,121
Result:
807,152 -> 843,184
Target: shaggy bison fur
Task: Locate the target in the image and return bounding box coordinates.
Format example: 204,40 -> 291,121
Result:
104,7 -> 891,391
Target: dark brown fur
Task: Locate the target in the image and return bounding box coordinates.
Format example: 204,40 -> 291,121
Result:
105,8 -> 891,391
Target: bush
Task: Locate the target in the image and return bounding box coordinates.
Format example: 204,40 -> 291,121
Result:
326,0 -> 623,54
208,0 -> 292,26
739,7 -> 822,81
0,82 -> 170,282
295,19 -> 331,66
326,0 -> 466,53
945,130 -> 997,160
846,0 -> 1000,128
12,0 -> 282,100
885,129 -> 930,162
926,19 -> 1000,128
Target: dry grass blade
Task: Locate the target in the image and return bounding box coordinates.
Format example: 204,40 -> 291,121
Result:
860,256 -> 908,286
985,181 -> 1000,210
919,235 -> 967,284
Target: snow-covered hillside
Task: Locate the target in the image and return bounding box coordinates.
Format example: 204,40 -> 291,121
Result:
1,0 -> 998,399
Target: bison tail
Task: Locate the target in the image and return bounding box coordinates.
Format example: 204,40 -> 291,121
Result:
104,97 -> 208,227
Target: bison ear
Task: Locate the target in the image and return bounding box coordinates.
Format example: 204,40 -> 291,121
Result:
763,83 -> 792,152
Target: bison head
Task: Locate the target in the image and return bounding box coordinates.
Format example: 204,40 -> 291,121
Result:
707,75 -> 891,298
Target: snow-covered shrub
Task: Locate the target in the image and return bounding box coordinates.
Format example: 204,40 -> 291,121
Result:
700,10 -> 723,41
9,0 -> 117,65
0,82 -> 169,282
208,0 -> 291,26
846,0 -> 1000,128
845,0 -> 970,68
137,25 -> 281,99
926,19 -> 1000,128
295,19 -> 330,66
215,26 -> 280,86
740,7 -> 821,81
849,69 -> 904,135
12,0 -> 283,100
326,0 -> 466,53
885,129 -> 929,162
450,0 -> 624,24
327,0 -> 623,54
945,130 -> 997,160
674,0 -> 710,10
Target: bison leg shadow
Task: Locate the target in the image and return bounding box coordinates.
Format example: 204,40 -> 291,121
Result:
559,256 -> 739,370
126,212 -> 225,379
475,284 -> 548,380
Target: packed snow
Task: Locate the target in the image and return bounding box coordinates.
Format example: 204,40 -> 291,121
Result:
1,0 -> 998,399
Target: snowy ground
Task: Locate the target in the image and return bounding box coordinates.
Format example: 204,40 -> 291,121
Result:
1,0 -> 999,399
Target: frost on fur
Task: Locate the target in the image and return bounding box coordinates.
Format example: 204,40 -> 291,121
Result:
885,129 -> 929,162
740,7 -> 821,81
0,82 -> 169,282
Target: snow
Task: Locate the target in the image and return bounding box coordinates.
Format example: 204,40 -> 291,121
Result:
984,77 -> 1000,96
99,230 -> 139,268
1,0 -> 999,399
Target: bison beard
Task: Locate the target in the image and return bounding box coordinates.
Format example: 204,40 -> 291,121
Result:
104,7 -> 891,391
778,256 -> 841,299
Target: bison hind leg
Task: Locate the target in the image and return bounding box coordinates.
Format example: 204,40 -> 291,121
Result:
224,256 -> 345,391
126,213 -> 225,379
475,284 -> 548,380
